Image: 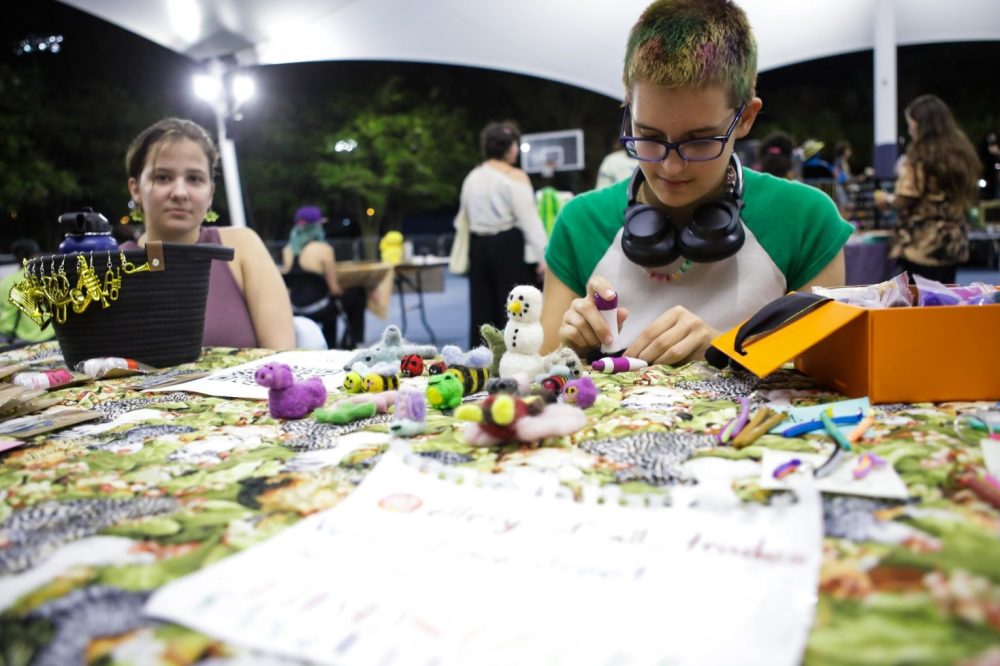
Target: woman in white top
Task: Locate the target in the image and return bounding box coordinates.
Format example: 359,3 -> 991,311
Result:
458,122 -> 548,347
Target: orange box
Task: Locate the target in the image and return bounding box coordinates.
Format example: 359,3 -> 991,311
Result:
711,299 -> 1000,404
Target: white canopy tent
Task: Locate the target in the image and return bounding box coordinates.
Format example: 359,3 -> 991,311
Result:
58,0 -> 1000,225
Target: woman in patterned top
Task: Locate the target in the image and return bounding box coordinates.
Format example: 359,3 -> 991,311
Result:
876,95 -> 982,284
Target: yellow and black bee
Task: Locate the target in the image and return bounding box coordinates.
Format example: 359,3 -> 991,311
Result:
363,372 -> 400,393
447,365 -> 490,395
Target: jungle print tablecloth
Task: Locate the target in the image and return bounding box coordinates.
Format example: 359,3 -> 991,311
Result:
1,342 -> 999,665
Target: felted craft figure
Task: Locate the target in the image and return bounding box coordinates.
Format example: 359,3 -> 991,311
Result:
389,389 -> 427,437
562,376 -> 598,408
455,393 -> 587,447
343,325 -> 437,370
541,347 -> 584,379
479,324 -> 505,377
342,362 -> 370,393
498,285 -> 545,380
400,354 -> 424,377
441,345 -> 494,370
362,362 -> 401,393
314,391 -> 397,424
426,372 -> 463,411
254,362 -> 327,420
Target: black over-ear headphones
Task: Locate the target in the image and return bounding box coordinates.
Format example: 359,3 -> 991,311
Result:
620,153 -> 746,267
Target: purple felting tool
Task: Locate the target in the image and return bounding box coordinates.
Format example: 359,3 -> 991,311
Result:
592,291 -> 622,353
590,356 -> 648,374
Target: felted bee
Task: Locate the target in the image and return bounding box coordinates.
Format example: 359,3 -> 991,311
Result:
400,354 -> 424,377
447,365 -> 490,395
363,371 -> 400,393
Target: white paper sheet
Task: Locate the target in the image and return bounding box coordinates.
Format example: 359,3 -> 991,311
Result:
149,350 -> 353,399
759,448 -> 910,500
146,453 -> 823,666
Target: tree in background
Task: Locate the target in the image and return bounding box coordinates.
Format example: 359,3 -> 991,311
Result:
314,78 -> 473,254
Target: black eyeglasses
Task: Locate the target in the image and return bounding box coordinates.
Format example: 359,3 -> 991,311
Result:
619,104 -> 745,163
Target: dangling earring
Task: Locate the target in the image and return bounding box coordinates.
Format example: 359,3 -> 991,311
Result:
128,200 -> 144,224
204,209 -> 219,224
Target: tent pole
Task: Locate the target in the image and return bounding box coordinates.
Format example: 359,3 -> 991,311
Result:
873,0 -> 898,180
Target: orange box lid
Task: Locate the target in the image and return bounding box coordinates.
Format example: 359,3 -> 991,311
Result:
710,300 -> 866,378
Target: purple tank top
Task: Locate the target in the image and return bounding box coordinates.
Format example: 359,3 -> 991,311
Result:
122,228 -> 258,348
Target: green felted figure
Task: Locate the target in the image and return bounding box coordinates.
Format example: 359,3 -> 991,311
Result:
426,372 -> 463,411
480,324 -> 505,378
314,400 -> 377,425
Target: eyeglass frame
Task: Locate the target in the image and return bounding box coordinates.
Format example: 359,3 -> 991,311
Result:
619,103 -> 746,163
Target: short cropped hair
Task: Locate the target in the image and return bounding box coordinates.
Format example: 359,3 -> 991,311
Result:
125,117 -> 220,181
623,0 -> 757,106
480,122 -> 520,161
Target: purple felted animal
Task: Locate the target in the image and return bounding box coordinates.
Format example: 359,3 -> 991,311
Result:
254,362 -> 327,419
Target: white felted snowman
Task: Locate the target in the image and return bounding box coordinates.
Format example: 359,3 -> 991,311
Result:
498,285 -> 545,379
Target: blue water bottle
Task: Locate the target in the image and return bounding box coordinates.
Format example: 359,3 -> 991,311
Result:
58,207 -> 119,253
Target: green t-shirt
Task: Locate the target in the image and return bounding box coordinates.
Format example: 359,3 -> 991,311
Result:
544,168 -> 853,342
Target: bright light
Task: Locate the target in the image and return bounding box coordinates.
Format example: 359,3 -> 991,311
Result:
193,74 -> 222,103
520,142 -> 531,153
366,208 -> 375,217
335,139 -> 358,153
979,179 -> 988,189
168,0 -> 202,42
16,35 -> 62,56
232,74 -> 255,104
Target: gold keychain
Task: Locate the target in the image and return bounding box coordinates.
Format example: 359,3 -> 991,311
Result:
103,251 -> 121,302
120,250 -> 150,274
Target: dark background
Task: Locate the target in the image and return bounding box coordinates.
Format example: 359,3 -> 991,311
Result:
3,1 -> 999,251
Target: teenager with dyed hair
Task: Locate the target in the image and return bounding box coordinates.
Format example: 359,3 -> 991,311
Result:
540,0 -> 852,365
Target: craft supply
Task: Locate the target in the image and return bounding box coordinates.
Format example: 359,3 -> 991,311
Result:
847,411 -> 876,444
731,408 -> 785,449
779,410 -> 864,437
819,408 -> 853,451
814,446 -> 850,479
717,397 -> 750,444
852,452 -> 887,480
590,356 -> 648,374
78,357 -> 148,379
12,369 -> 75,390
592,291 -> 622,353
772,458 -> 802,479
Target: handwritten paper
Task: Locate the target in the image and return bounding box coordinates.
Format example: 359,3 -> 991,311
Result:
149,350 -> 353,400
147,453 -> 823,666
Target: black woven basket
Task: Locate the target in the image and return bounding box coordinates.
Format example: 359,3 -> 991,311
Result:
37,243 -> 234,368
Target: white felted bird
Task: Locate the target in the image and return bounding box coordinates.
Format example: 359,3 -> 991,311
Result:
498,285 -> 545,379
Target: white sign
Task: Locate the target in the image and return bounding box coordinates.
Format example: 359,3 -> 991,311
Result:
147,453 -> 822,665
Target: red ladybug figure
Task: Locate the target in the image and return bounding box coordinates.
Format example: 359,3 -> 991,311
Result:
400,354 -> 424,377
428,360 -> 448,376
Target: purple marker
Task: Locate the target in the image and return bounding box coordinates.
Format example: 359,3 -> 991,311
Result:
591,356 -> 648,373
592,291 -> 621,353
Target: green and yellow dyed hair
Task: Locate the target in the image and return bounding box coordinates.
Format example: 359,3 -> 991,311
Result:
623,0 -> 757,106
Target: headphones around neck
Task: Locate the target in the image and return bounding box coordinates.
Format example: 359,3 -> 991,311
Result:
621,153 -> 746,268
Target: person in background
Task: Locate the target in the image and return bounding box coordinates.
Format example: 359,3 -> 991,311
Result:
757,131 -> 796,179
875,94 -> 981,283
799,139 -> 835,179
123,117 -> 295,350
0,239 -> 57,345
281,206 -> 365,348
459,121 -> 548,348
596,139 -> 638,189
540,0 -> 852,365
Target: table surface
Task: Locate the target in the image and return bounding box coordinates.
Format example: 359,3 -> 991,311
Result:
1,341 -> 999,665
